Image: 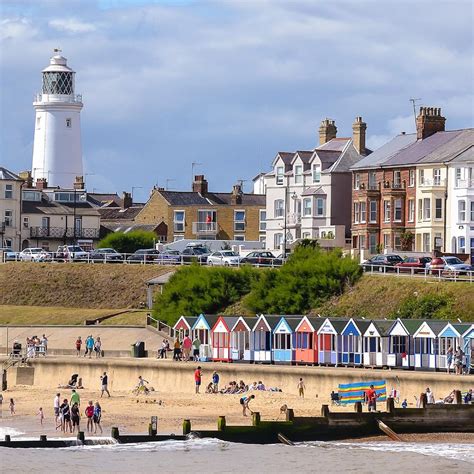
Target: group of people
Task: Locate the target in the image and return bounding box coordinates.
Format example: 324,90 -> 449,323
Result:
446,346 -> 468,375
24,334 -> 48,358
53,391 -> 103,434
75,335 -> 103,358
159,336 -> 202,362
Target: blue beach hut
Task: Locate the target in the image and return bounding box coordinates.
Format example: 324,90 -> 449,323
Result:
437,323 -> 465,370
461,324 -> 474,374
192,314 -> 219,361
272,316 -> 299,364
412,321 -> 447,370
340,319 -> 366,366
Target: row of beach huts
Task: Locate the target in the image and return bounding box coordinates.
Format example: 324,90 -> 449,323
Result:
171,314 -> 474,372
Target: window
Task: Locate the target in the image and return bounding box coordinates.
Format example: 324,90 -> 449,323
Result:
274,233 -> 283,249
353,202 -> 360,223
276,166 -> 284,185
409,169 -> 415,187
435,198 -> 442,219
274,199 -> 284,218
4,210 -> 13,227
423,198 -> 431,220
312,164 -> 321,183
369,234 -> 377,254
302,232 -> 311,239
471,201 -> 474,222
259,235 -> 266,244
294,165 -> 303,184
383,233 -> 390,249
422,233 -> 431,252
458,200 -> 466,222
383,200 -> 391,222
234,235 -> 245,241
23,217 -> 29,229
418,199 -> 423,221
234,210 -> 246,231
458,237 -> 466,253
303,198 -> 312,216
22,190 -> 41,201
4,238 -> 12,249
455,168 -> 461,186
5,184 -> 13,199
360,235 -> 366,249
173,211 -> 185,232
360,202 -> 366,223
259,210 -> 266,231
419,169 -> 425,185
433,168 -> 441,186
394,199 -> 402,221
36,116 -> 41,129
394,232 -> 401,250
55,192 -> 84,202
316,198 -> 325,216
393,170 -> 401,188
368,171 -> 377,189
369,201 -> 377,223
66,118 -> 72,128
354,173 -> 360,190
408,199 -> 415,222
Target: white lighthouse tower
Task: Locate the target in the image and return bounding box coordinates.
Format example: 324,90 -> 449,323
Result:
31,50 -> 83,189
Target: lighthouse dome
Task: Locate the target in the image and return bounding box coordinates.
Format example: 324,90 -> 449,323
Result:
42,54 -> 74,73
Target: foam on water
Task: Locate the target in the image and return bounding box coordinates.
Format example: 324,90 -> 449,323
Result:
0,426 -> 24,438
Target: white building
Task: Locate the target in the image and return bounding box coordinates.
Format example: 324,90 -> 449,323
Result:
0,167 -> 23,251
264,117 -> 369,251
31,51 -> 83,189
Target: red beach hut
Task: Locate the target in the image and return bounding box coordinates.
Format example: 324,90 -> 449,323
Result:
294,316 -> 322,365
211,316 -> 238,362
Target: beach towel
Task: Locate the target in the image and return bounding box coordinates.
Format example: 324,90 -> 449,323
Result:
337,380 -> 387,404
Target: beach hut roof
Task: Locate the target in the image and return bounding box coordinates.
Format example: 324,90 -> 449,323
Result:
369,320 -> 394,336
461,324 -> 474,338
413,320 -> 448,338
453,323 -> 472,336
192,313 -> 220,330
212,316 -> 239,332
173,315 -> 197,330
296,316 -> 324,332
330,318 -> 350,333
230,316 -> 253,332
389,319 -> 424,336
438,322 -> 462,338
273,316 -> 301,333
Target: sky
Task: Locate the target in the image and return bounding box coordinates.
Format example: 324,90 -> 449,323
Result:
1,0 -> 473,203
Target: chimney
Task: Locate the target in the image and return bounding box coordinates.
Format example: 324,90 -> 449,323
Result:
19,171 -> 33,188
352,116 -> 367,155
231,184 -> 243,205
122,191 -> 132,209
416,107 -> 446,140
319,119 -> 337,145
74,175 -> 85,190
35,178 -> 47,190
192,175 -> 208,195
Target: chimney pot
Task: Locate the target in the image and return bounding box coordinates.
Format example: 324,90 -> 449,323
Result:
122,191 -> 132,209
192,175 -> 208,194
35,178 -> 47,190
352,116 -> 367,155
416,106 -> 446,140
319,118 -> 337,145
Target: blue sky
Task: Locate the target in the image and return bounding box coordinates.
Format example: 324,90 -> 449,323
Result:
1,0 -> 473,203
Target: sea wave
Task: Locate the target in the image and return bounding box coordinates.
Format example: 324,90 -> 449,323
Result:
0,426 -> 24,438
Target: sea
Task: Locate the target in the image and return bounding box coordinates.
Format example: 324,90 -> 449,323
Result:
0,427 -> 473,473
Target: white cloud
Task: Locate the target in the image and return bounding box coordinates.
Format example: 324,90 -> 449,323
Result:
49,18 -> 97,33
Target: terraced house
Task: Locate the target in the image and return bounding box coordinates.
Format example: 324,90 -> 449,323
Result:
351,107 -> 473,257
0,167 -> 22,251
134,175 -> 266,243
264,117 -> 370,251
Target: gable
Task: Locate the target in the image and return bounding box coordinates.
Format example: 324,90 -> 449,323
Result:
274,318 -> 292,334
438,324 -> 460,338
232,320 -> 250,332
213,318 -> 229,333
253,316 -> 271,332
363,322 -> 381,338
192,315 -> 210,331
414,322 -> 436,339
463,327 -> 474,339
389,320 -> 408,336
317,319 -> 337,335
296,316 -> 314,333
173,317 -> 190,331
342,319 -> 361,336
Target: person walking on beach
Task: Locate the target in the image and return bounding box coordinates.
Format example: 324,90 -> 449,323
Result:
71,402 -> 80,434
364,384 -> 379,412
85,401 -> 94,433
38,407 -> 44,426
93,402 -> 103,434
212,371 -> 220,393
9,398 -> 15,415
297,378 -> 306,398
240,394 -> 255,417
41,334 -> 48,355
84,335 -> 94,358
454,347 -> 464,375
94,337 -> 102,358
54,393 -> 61,429
173,338 -> 182,361
194,366 -> 202,394
182,335 -> 192,361
76,336 -> 82,357
446,345 -> 453,374
71,389 -> 80,408
192,336 -> 201,361
100,372 -> 111,398
60,399 -> 72,433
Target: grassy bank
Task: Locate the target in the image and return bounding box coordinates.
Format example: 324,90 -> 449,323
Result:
0,262 -> 173,308
313,275 -> 474,321
0,305 -> 147,325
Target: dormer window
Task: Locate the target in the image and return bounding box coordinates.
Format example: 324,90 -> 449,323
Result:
276,166 -> 284,185
294,165 -> 303,184
312,164 -> 321,184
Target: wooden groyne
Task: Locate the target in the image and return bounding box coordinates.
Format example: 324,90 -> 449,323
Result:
1,398 -> 473,448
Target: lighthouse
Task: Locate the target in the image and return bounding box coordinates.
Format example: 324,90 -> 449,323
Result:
31,50 -> 83,189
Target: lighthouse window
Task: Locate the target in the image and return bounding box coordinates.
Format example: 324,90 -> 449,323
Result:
66,118 -> 72,128
36,117 -> 41,129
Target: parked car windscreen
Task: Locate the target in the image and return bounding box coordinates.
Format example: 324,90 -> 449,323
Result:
444,257 -> 463,265
221,251 -> 238,257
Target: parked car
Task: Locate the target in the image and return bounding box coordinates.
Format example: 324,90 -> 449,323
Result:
19,248 -> 52,262
240,251 -> 282,267
126,249 -> 160,263
89,248 -> 123,263
207,250 -> 241,266
155,250 -> 181,265
180,246 -> 211,264
394,256 -> 432,273
427,256 -> 472,275
56,245 -> 89,262
362,254 -> 403,272
0,248 -> 18,262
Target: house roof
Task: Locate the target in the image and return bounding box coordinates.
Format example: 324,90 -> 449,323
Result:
98,207 -> 144,220
301,186 -> 326,196
87,193 -> 122,207
22,196 -> 99,216
101,223 -> 161,233
370,320 -> 394,336
156,190 -> 265,207
0,167 -> 22,181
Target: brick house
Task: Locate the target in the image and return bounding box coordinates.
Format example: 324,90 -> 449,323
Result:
134,175 -> 266,243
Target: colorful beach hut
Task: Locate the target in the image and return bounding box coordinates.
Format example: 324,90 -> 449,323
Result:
211,316 -> 238,362
461,324 -> 474,374
251,315 -> 277,363
339,319 -> 367,366
362,320 -> 392,367
412,321 -> 448,370
272,316 -> 299,364
230,317 -> 253,362
191,314 -> 219,361
437,322 -> 463,370
294,316 -> 323,365
173,316 -> 197,340
317,318 -> 347,365
387,319 -> 423,369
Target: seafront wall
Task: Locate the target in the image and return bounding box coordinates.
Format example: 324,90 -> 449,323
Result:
9,357 -> 472,402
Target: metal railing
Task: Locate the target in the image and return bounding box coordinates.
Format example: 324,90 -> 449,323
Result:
30,226 -> 100,239
192,222 -> 218,234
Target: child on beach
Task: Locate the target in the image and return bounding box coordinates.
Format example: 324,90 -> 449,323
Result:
75,337 -> 82,357
212,371 -> 219,393
10,398 -> 15,415
240,394 -> 255,417
194,366 -> 202,394
93,402 -> 103,434
402,399 -> 408,408
297,378 -> 305,398
38,407 -> 44,425
71,402 -> 80,434
85,401 -> 94,432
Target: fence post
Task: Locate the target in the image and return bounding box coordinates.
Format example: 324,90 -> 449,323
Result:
183,419 -> 191,435
217,416 -> 226,431
252,412 -> 261,426
386,397 -> 395,415
354,401 -> 362,413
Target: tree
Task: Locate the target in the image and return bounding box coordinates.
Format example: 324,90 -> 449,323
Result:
97,230 -> 156,253
400,231 -> 414,251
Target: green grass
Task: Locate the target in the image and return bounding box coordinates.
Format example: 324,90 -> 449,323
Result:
101,311 -> 147,326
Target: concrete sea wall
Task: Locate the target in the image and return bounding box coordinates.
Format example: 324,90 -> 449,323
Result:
13,358 -> 473,402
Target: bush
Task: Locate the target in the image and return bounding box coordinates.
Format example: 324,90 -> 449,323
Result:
394,293 -> 453,319
97,230 -> 156,254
